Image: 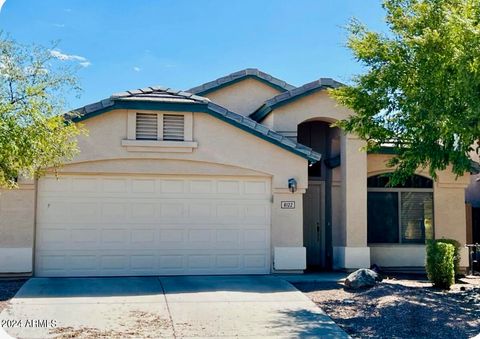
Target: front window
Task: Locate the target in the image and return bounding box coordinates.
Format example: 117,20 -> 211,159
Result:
367,174 -> 434,244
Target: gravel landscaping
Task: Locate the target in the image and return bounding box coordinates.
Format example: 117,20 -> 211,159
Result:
0,279 -> 27,312
295,275 -> 480,339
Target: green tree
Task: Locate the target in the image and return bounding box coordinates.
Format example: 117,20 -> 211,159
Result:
332,0 -> 480,184
0,34 -> 84,188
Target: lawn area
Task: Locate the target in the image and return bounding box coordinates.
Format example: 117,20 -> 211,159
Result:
0,279 -> 27,313
294,275 -> 480,339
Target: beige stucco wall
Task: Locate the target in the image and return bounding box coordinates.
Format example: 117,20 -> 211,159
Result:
263,90 -> 352,133
0,184 -> 35,247
202,78 -> 282,116
0,182 -> 35,273
367,153 -> 470,268
69,109 -> 308,190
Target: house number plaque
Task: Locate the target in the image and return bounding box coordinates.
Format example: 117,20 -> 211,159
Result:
281,201 -> 295,209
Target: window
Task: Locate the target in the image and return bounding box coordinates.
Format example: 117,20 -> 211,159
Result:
367,174 -> 434,244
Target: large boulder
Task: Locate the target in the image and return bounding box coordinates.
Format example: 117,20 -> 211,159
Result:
344,268 -> 382,289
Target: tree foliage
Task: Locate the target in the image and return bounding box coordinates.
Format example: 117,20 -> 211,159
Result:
332,0 -> 480,184
0,34 -> 85,188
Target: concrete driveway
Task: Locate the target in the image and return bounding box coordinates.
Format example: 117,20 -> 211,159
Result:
0,275 -> 348,338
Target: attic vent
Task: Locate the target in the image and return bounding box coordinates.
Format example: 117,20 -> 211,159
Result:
136,113 -> 158,140
163,114 -> 184,141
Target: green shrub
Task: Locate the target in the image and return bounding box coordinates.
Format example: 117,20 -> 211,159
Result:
426,240 -> 455,289
436,238 -> 461,276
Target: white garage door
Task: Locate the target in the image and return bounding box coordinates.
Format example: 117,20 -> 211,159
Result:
36,175 -> 271,277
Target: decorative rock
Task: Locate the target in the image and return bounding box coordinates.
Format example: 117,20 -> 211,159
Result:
344,268 -> 382,289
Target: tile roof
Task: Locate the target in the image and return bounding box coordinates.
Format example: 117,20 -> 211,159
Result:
188,68 -> 296,95
68,87 -> 321,163
250,78 -> 344,122
206,102 -> 321,162
69,87 -> 210,118
111,86 -> 210,104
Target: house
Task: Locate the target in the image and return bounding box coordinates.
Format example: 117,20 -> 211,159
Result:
0,69 -> 471,277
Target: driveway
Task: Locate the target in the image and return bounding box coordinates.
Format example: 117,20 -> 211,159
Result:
0,275 -> 348,338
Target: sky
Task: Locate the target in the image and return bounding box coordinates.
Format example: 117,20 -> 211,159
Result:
0,0 -> 388,109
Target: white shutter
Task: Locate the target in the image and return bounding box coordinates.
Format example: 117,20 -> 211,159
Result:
163,114 -> 184,141
136,113 -> 158,140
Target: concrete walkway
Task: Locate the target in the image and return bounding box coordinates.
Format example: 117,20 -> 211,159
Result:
0,275 -> 348,338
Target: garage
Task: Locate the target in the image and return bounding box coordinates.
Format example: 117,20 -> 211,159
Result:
35,174 -> 271,277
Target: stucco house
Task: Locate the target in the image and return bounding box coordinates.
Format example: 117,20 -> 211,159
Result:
0,69 -> 471,277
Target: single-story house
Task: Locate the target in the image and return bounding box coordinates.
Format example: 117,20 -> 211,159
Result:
0,68 -> 472,277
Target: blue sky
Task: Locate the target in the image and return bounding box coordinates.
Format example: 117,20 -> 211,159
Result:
0,0 -> 387,109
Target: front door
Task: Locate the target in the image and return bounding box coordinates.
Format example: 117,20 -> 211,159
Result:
303,181 -> 325,269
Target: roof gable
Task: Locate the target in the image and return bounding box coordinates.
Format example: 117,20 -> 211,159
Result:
188,68 -> 295,95
68,87 -> 321,163
250,78 -> 343,122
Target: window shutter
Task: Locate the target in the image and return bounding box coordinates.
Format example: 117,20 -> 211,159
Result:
136,113 -> 158,140
163,114 -> 184,141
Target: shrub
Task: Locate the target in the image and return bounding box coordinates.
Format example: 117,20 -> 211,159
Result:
426,240 -> 455,289
436,238 -> 461,276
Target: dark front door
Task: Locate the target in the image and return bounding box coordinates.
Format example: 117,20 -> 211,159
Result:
303,181 -> 325,269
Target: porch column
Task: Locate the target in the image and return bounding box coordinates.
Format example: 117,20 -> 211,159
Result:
271,188 -> 306,273
333,133 -> 370,269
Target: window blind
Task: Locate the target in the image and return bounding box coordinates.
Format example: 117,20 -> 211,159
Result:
400,192 -> 433,243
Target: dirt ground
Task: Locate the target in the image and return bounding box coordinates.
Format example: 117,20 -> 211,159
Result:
295,275 -> 480,339
0,279 -> 27,313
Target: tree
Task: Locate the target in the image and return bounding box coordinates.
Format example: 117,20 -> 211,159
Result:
332,0 -> 480,184
0,34 -> 85,188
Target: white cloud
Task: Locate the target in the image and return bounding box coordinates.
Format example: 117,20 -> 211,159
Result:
0,0 -> 6,13
50,50 -> 91,67
52,23 -> 65,28
51,50 -> 86,62
133,66 -> 141,72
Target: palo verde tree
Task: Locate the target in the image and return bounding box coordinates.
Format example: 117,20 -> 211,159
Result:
332,0 -> 480,184
0,34 -> 85,188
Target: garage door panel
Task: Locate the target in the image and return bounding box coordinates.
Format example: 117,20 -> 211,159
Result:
244,180 -> 269,194
101,203 -> 128,221
36,175 -> 271,277
131,179 -> 156,193
160,179 -> 185,193
38,228 -> 69,249
36,251 -> 270,276
71,177 -> 99,193
189,180 -> 214,193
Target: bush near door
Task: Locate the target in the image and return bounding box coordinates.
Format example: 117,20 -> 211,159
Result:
426,240 -> 455,289
436,238 -> 461,276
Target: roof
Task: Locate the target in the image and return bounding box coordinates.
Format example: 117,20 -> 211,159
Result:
70,87 -> 210,117
250,78 -> 344,122
68,87 -> 321,163
188,68 -> 296,95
